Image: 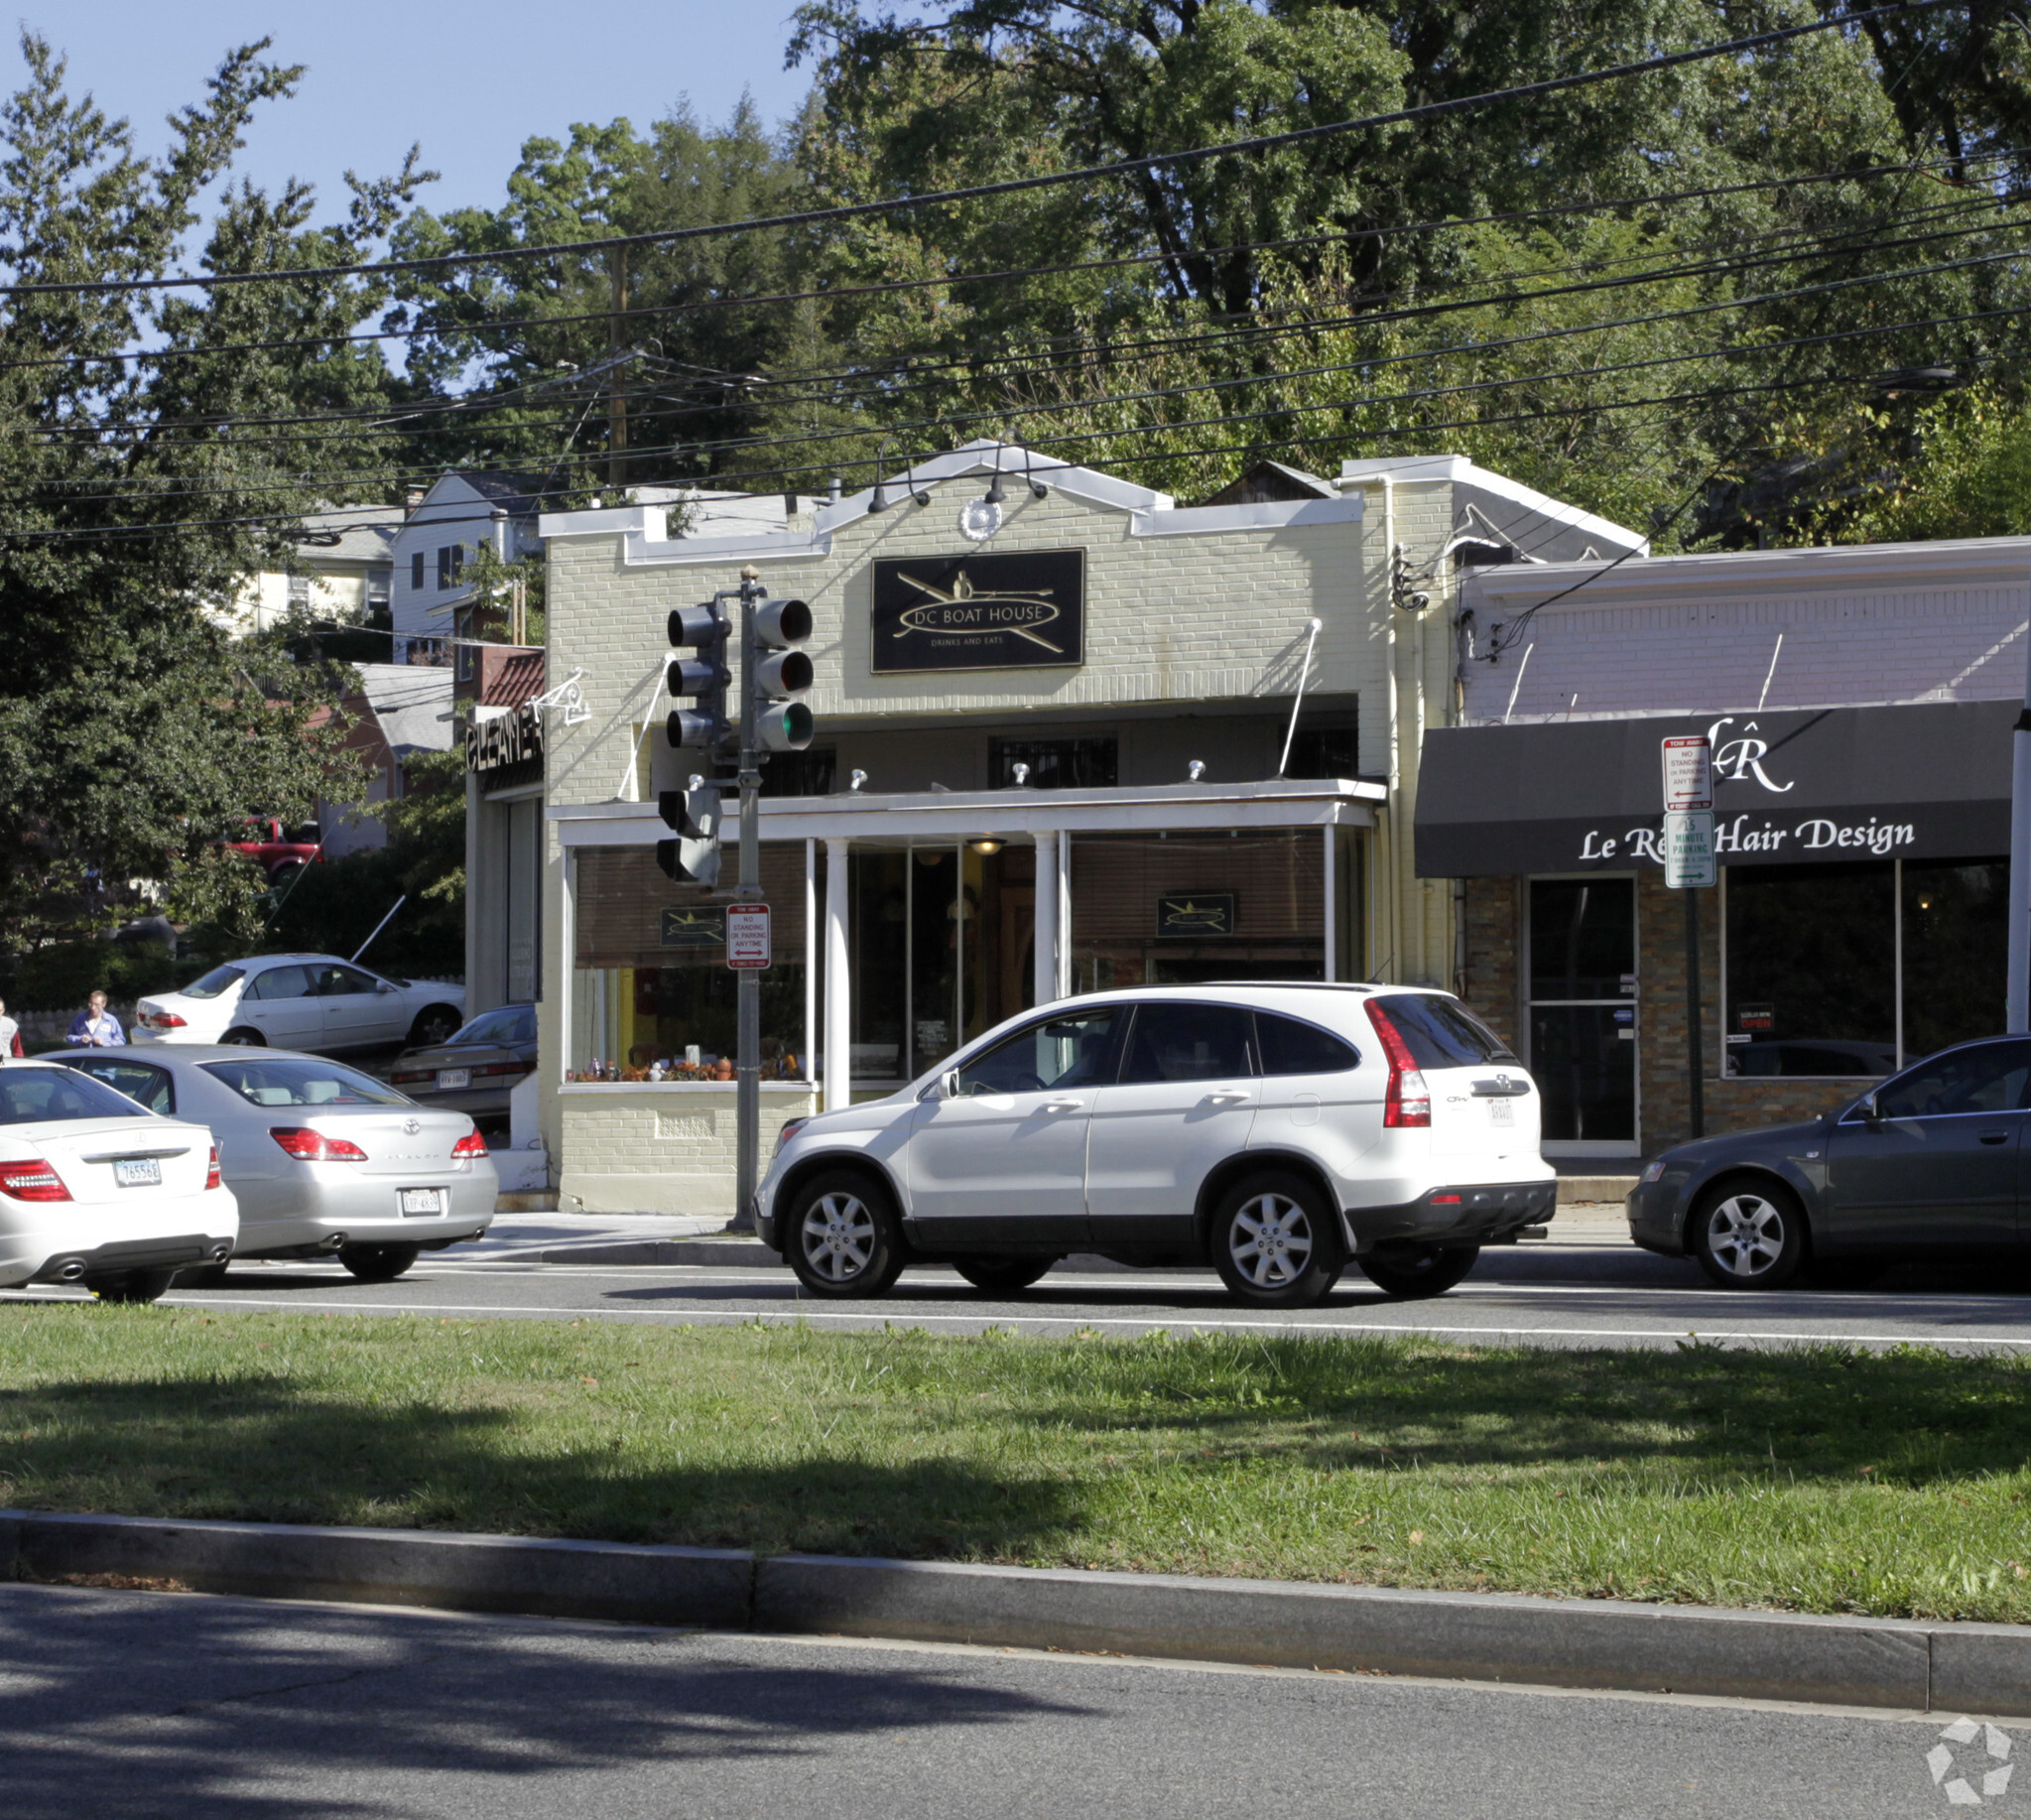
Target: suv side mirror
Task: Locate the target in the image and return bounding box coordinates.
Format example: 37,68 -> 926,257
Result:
939,1068 -> 961,1100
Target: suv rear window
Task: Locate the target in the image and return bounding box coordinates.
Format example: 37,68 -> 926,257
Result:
1254,1012 -> 1359,1076
1372,994 -> 1516,1068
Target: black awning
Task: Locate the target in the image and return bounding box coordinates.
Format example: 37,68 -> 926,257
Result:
1415,700 -> 2016,877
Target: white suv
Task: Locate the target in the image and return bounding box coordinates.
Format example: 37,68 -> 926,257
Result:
756,983 -> 1555,1306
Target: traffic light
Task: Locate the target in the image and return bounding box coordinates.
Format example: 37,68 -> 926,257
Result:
748,595 -> 814,753
656,776 -> 722,885
665,601 -> 729,751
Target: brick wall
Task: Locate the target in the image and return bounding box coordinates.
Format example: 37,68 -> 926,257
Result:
1458,875 -> 1523,1051
557,1085 -> 819,1216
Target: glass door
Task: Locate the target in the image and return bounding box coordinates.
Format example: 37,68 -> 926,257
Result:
1527,878 -> 1638,1152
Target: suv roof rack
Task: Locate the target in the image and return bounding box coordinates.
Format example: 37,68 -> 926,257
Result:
1199,980 -> 1378,992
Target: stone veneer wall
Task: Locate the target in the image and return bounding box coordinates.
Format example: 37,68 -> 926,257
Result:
1460,869 -> 1856,1157
557,1086 -> 818,1216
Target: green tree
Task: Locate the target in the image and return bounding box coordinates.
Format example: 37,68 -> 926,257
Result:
0,33 -> 429,949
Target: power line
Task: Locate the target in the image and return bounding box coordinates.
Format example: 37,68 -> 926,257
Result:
15,332 -> 2023,545
4,143 -> 2009,379
0,0 -> 1955,301
22,199 -> 2020,459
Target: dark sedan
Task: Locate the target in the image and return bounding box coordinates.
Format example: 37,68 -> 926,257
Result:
1629,1034 -> 2031,1288
387,1003 -> 536,1123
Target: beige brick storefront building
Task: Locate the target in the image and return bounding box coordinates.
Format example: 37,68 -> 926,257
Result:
523,441 -> 1639,1212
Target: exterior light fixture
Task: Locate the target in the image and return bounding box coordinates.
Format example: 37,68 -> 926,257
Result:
968,838 -> 1005,856
1188,760 -> 1206,782
870,438 -> 931,513
1010,762 -> 1031,787
849,768 -> 868,793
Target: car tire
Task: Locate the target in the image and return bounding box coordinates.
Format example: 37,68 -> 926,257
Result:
952,1256 -> 1056,1294
409,1006 -> 461,1048
84,1268 -> 177,1305
1690,1180 -> 1806,1289
220,1027 -> 266,1047
1359,1243 -> 1480,1299
267,861 -> 304,889
785,1169 -> 907,1298
1209,1171 -> 1346,1307
338,1243 -> 421,1283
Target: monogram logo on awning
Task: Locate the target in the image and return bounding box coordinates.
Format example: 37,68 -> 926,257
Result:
1707,716 -> 1795,793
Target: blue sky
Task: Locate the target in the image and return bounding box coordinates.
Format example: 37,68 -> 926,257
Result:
25,3 -> 816,229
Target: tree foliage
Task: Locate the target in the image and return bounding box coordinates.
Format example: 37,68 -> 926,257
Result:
0,33 -> 428,949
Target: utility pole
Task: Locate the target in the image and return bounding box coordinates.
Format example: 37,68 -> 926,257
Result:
607,246 -> 628,491
733,566 -> 764,1227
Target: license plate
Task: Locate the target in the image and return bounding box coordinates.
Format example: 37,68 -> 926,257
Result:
1488,1099 -> 1516,1126
400,1187 -> 446,1217
114,1158 -> 161,1188
435,1069 -> 471,1090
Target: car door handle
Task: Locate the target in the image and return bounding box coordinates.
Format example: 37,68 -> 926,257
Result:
1980,1132 -> 2012,1145
1043,1100 -> 1084,1113
1205,1092 -> 1251,1105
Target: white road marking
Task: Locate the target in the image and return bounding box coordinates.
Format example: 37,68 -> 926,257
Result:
9,1287 -> 2028,1348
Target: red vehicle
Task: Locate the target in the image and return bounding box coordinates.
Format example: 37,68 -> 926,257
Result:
223,819 -> 322,886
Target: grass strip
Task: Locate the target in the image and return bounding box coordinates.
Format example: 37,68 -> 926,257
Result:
1,1304 -> 2027,1623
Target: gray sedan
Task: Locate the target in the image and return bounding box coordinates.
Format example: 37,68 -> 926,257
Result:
1628,1033 -> 2029,1289
44,1046 -> 497,1282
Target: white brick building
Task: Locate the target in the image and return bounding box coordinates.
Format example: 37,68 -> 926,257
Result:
490,441 -> 1641,1213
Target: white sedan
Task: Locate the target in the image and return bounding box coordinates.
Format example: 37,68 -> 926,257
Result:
0,1062 -> 237,1302
133,955 -> 464,1055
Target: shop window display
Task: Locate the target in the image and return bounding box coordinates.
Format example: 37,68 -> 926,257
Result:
571,844 -> 807,1080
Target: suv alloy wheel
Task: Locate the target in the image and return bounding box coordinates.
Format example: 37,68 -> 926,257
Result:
785,1169 -> 907,1298
1209,1171 -> 1346,1307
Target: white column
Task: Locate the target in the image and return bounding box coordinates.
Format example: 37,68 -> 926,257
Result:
1323,823 -> 1337,982
803,839 -> 817,1083
1057,829 -> 1073,997
824,837 -> 850,1110
1032,830 -> 1059,1007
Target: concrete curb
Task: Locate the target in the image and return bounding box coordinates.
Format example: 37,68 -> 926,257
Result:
2,1509 -> 2025,1712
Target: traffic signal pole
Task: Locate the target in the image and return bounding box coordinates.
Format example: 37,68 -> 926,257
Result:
733,566 -> 765,1229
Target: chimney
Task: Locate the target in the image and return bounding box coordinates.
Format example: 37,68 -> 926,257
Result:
403,489 -> 425,518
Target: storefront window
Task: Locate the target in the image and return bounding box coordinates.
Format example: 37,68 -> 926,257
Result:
1902,861 -> 2007,1058
570,845 -> 808,1080
1069,831 -> 1328,991
1725,862 -> 1897,1077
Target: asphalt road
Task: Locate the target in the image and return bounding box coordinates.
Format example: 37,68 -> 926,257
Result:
0,1580 -> 2005,1819
11,1234 -> 2031,1352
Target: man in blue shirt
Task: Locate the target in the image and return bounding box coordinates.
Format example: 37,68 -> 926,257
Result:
66,990 -> 124,1048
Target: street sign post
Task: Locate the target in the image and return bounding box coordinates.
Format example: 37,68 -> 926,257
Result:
725,902 -> 772,970
1662,808 -> 1717,888
1661,735 -> 1714,812
1661,735 -> 1713,1139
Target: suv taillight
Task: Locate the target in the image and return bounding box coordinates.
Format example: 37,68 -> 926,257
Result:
0,1158 -> 71,1201
774,1117 -> 810,1154
1364,1001 -> 1431,1128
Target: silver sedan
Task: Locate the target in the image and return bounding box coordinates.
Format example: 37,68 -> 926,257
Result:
43,1046 -> 497,1282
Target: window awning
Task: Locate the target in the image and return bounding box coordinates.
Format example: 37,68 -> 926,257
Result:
1415,701 -> 2016,877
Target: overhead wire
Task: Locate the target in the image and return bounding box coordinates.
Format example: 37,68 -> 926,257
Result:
20,195 -> 2026,459
0,0 -> 1957,301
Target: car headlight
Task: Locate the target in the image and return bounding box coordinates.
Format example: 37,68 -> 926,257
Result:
1639,1159 -> 1668,1185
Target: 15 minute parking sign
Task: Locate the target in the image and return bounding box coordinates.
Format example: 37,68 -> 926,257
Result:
725,903 -> 772,970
